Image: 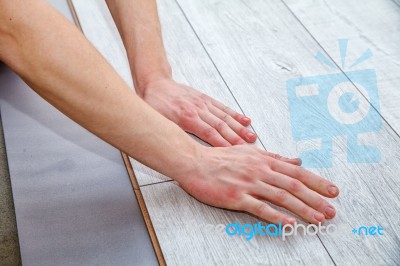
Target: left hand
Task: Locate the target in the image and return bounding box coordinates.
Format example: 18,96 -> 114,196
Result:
140,78 -> 257,147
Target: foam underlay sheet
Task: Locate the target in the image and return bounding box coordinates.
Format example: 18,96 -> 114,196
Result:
0,1 -> 157,265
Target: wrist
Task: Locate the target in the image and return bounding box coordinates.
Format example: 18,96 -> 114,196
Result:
170,142 -> 208,185
132,65 -> 172,97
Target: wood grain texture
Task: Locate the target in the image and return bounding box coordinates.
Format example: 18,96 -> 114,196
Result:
174,0 -> 400,264
72,0 -> 400,264
141,181 -> 335,266
284,0 -> 400,134
71,0 -> 336,265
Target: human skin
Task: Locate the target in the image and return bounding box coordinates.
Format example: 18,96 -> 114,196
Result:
0,0 -> 339,225
106,0 -> 257,147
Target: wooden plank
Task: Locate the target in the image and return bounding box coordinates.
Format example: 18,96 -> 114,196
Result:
173,0 -> 400,264
70,0 -> 337,264
284,0 -> 400,134
141,181 -> 336,265
71,0 -> 400,264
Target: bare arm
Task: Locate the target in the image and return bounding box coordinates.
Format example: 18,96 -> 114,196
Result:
0,0 -> 198,179
0,0 -> 339,225
105,0 -> 171,94
106,0 -> 258,147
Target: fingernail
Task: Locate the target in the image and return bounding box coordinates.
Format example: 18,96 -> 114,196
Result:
314,212 -> 325,222
246,132 -> 255,140
328,186 -> 339,196
324,206 -> 336,218
242,117 -> 251,123
296,158 -> 302,165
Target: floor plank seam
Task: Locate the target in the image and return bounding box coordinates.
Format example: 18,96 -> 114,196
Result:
391,0 -> 400,8
121,153 -> 166,266
139,179 -> 174,188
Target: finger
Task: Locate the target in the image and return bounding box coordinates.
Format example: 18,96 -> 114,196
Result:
207,104 -> 256,143
241,194 -> 296,225
251,181 -> 326,224
259,150 -> 302,166
261,171 -> 336,219
199,112 -> 246,145
211,99 -> 251,126
189,119 -> 231,147
270,160 -> 339,198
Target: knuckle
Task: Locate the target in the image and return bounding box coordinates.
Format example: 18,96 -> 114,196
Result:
214,121 -> 226,131
273,153 -> 282,159
221,113 -> 230,122
294,166 -> 307,179
275,190 -> 289,203
203,127 -> 217,138
221,105 -> 229,113
241,170 -> 257,182
193,96 -> 207,109
268,157 -> 279,171
199,93 -> 209,101
289,179 -> 303,193
300,206 -> 313,217
232,137 -> 245,145
239,127 -> 249,137
226,187 -> 242,201
255,202 -> 268,216
318,178 -> 328,189
268,211 -> 281,222
178,107 -> 197,125
315,197 -> 327,209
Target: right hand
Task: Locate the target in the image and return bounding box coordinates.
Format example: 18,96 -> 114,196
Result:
178,145 -> 339,225
140,78 -> 257,147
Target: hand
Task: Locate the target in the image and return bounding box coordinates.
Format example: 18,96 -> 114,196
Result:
140,78 -> 257,147
178,145 -> 339,225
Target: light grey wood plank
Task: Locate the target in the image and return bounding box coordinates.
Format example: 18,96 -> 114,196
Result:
141,181 -> 336,266
72,0 -> 400,264
175,0 -> 400,265
284,0 -> 400,134
71,0 -> 337,264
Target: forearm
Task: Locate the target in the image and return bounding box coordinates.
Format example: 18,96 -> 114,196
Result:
106,0 -> 171,96
0,0 -> 199,181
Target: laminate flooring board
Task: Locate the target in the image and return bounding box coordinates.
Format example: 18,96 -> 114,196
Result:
71,0 -> 338,265
0,1 -> 157,265
140,181 -> 337,266
173,0 -> 400,264
71,0 -> 400,265
283,0 -> 400,133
